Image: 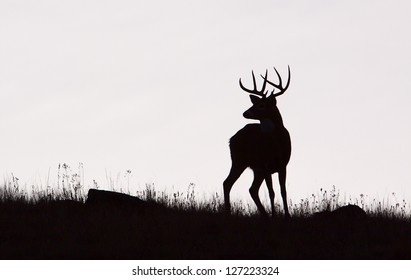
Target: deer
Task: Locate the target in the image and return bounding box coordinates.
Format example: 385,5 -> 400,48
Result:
223,66 -> 291,218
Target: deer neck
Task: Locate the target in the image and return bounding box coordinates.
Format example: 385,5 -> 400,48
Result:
260,110 -> 284,133
260,118 -> 276,133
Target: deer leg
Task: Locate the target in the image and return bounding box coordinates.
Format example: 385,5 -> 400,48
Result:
223,164 -> 246,213
249,171 -> 267,217
265,173 -> 275,217
278,168 -> 290,218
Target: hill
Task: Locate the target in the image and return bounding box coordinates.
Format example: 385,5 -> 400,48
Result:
0,189 -> 410,259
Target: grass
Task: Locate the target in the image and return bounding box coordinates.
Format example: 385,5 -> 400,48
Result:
4,163 -> 408,218
1,166 -> 411,259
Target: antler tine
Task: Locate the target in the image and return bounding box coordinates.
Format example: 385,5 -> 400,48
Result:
260,69 -> 268,95
239,70 -> 268,97
252,71 -> 257,92
277,65 -> 291,96
273,67 -> 283,89
239,77 -> 254,94
261,66 -> 291,97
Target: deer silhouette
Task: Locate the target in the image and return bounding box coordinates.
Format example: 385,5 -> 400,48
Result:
223,66 -> 291,218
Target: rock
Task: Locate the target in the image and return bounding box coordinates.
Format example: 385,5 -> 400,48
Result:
314,205 -> 367,220
330,205 -> 367,220
85,189 -> 147,210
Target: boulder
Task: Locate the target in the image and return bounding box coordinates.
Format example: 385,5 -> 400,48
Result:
85,189 -> 147,210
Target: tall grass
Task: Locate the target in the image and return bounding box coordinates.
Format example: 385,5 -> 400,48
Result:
1,164 -> 409,219
1,164 -> 85,204
289,186 -> 409,219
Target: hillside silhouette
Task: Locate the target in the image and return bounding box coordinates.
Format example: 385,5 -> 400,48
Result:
0,188 -> 410,259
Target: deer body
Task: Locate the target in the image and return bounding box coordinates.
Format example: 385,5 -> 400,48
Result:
224,67 -> 291,217
229,123 -> 291,174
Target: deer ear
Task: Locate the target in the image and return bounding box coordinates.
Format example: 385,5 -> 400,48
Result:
249,95 -> 260,104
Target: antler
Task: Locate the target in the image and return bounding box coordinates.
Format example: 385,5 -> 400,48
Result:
239,69 -> 268,97
261,66 -> 291,97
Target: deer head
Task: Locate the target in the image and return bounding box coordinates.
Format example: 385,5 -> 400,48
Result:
239,66 -> 291,121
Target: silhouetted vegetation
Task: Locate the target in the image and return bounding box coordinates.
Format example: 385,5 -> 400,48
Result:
1,174 -> 410,260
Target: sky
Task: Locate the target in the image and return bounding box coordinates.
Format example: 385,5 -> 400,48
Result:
1,0 -> 411,207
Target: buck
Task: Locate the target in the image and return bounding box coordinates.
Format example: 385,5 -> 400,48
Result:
223,66 -> 291,218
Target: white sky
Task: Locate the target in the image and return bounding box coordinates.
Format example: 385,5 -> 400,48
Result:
1,0 -> 411,205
